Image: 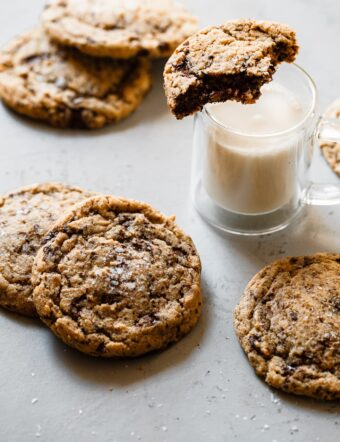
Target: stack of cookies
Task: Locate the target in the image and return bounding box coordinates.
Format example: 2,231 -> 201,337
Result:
0,183 -> 202,357
0,0 -> 198,129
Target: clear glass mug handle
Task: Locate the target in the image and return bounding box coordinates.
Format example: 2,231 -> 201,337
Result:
302,117 -> 340,206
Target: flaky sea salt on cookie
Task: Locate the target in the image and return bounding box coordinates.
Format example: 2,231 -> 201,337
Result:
234,254 -> 340,401
164,19 -> 299,119
32,196 -> 202,357
0,28 -> 151,129
42,0 -> 198,59
0,183 -> 96,317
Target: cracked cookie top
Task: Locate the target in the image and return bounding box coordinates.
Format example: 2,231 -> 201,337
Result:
0,183 -> 95,317
42,0 -> 198,59
32,196 -> 202,357
0,27 -> 151,128
164,19 -> 298,119
234,254 -> 340,400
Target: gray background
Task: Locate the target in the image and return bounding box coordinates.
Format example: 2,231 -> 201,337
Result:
0,1 -> 339,441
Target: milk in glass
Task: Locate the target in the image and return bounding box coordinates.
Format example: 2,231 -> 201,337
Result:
203,82 -> 305,215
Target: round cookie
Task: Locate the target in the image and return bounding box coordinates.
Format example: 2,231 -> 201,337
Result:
0,28 -> 151,129
0,183 -> 96,317
234,254 -> 340,400
42,0 -> 198,59
164,19 -> 299,119
32,196 -> 202,357
320,98 -> 340,177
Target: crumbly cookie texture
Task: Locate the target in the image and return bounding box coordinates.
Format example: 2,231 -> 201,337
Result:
164,19 -> 299,119
0,183 -> 95,317
320,98 -> 340,177
234,254 -> 340,400
32,196 -> 202,357
42,0 -> 198,59
0,28 -> 151,129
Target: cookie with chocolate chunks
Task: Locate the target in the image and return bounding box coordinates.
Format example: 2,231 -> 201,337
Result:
164,19 -> 299,119
42,0 -> 198,59
0,183 -> 96,317
32,196 -> 202,357
0,28 -> 151,129
234,254 -> 340,400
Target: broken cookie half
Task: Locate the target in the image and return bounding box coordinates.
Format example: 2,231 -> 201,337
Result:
163,19 -> 299,119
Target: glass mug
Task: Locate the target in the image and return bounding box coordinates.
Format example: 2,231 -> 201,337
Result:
191,63 -> 340,235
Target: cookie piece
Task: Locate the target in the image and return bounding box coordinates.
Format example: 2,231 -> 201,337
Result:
164,19 -> 299,119
320,98 -> 340,177
32,196 -> 202,357
42,0 -> 198,59
0,183 -> 96,317
0,28 -> 151,129
234,254 -> 340,400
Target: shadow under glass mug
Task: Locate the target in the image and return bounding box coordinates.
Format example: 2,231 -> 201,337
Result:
191,63 -> 340,235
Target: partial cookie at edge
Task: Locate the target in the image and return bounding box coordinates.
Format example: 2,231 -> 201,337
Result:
234,254 -> 340,400
320,98 -> 340,177
0,183 -> 96,317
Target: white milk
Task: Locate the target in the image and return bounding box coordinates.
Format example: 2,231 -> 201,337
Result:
203,82 -> 306,215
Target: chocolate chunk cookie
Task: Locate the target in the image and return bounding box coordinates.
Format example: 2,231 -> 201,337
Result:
164,19 -> 299,119
234,254 -> 340,400
0,28 -> 151,129
42,0 -> 198,59
0,183 -> 95,317
320,98 -> 340,177
32,196 -> 202,357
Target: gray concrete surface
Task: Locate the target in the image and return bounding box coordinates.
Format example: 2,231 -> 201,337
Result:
0,1 -> 339,441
